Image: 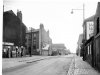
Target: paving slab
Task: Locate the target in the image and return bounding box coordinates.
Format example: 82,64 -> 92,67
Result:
67,55 -> 100,75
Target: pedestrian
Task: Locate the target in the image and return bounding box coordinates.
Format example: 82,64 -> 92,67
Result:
23,47 -> 25,56
6,48 -> 9,58
8,47 -> 11,58
21,47 -> 23,57
11,49 -> 12,58
29,47 -> 31,57
16,46 -> 18,57
3,48 -> 6,58
19,47 -> 21,57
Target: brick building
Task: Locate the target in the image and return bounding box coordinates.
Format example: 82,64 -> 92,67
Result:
51,44 -> 67,55
3,10 -> 26,46
40,24 -> 52,55
82,2 -> 100,70
25,24 -> 52,55
26,28 -> 39,55
3,10 -> 27,58
77,34 -> 83,56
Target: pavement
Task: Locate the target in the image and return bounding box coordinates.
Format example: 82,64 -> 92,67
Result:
2,55 -> 52,70
67,55 -> 100,75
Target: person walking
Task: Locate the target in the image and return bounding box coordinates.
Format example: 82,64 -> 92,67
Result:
21,46 -> 23,57
16,46 -> 18,57
29,47 -> 32,57
3,48 -> 6,58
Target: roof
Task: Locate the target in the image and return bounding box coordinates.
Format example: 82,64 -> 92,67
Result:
83,15 -> 95,26
26,29 -> 39,33
96,2 -> 100,16
52,44 -> 66,49
85,15 -> 95,22
4,10 -> 16,16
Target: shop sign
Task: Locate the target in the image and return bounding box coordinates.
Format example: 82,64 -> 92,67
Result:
3,42 -> 14,46
86,21 -> 94,40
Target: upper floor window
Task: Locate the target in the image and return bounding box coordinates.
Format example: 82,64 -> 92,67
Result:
34,34 -> 36,37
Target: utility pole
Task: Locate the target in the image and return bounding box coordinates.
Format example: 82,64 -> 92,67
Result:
3,5 -> 4,12
29,27 -> 32,57
31,27 -> 33,56
83,3 -> 85,22
20,22 -> 22,47
41,30 -> 43,55
71,3 -> 85,56
40,24 -> 43,55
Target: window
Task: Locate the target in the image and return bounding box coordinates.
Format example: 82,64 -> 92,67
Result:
97,17 -> 99,34
34,34 -> 36,37
33,41 -> 36,45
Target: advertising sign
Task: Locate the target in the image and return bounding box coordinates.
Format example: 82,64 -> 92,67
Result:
86,21 -> 94,40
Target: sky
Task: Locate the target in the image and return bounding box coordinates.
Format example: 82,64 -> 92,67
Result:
3,0 -> 99,53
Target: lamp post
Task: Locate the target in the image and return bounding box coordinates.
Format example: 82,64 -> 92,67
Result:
71,4 -> 85,56
71,4 -> 85,22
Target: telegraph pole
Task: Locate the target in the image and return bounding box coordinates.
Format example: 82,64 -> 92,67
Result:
29,27 -> 32,57
31,27 -> 33,56
3,5 -> 4,12
83,3 -> 85,22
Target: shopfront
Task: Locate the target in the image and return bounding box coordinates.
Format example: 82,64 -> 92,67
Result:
3,42 -> 14,58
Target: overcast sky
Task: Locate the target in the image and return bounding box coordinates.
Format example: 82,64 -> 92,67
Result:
3,0 -> 99,53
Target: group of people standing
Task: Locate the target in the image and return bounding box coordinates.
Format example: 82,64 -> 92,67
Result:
3,46 -> 25,58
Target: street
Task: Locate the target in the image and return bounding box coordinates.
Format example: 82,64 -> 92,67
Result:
3,55 -> 73,75
3,1 -> 100,75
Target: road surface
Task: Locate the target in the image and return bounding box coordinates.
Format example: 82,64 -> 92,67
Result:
3,55 -> 74,75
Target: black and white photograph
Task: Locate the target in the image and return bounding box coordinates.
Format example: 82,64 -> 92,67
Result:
2,0 -> 100,75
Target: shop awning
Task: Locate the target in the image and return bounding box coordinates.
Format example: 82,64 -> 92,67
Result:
3,42 -> 14,46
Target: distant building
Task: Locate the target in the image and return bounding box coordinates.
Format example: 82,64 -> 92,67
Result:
40,24 -> 52,55
25,24 -> 52,55
51,44 -> 67,55
26,28 -> 40,55
77,34 -> 83,56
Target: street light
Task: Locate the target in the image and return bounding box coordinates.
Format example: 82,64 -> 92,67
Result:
71,4 -> 85,21
71,4 -> 85,56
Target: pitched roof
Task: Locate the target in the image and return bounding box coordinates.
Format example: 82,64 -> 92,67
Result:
83,15 -> 95,26
4,10 -> 16,16
52,44 -> 66,49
